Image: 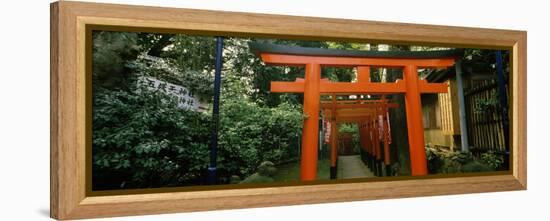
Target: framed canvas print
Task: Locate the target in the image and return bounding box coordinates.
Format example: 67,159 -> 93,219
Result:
50,1 -> 527,220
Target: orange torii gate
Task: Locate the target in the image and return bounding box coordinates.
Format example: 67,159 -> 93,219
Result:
356,98 -> 396,176
251,42 -> 457,181
322,98 -> 398,178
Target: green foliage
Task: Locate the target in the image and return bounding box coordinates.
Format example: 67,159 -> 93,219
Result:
218,99 -> 303,177
128,54 -> 214,101
161,35 -> 217,72
92,85 -> 212,189
425,147 -> 495,174
338,123 -> 361,153
223,38 -> 306,106
92,31 -> 140,90
92,32 -> 305,189
239,161 -> 278,184
338,123 -> 357,134
461,161 -> 492,173
92,83 -> 304,189
480,151 -> 505,170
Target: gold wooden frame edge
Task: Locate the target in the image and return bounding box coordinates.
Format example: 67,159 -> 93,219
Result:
50,1 -> 527,220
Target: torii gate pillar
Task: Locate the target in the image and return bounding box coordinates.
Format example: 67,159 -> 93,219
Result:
301,64 -> 321,180
404,65 -> 428,175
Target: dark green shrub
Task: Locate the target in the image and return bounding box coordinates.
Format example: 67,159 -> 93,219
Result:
480,151 -> 505,170
425,147 -> 495,174
462,161 -> 493,173
92,85 -> 212,190
218,99 -> 303,178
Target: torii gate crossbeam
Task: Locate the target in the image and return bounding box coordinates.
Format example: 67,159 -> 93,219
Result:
254,44 -> 457,181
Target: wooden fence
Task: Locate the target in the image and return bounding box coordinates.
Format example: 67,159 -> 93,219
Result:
464,78 -> 509,154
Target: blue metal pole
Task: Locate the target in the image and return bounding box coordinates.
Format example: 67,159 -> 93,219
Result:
208,36 -> 224,185
495,51 -> 510,153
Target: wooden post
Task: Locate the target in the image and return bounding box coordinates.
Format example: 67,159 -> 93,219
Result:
382,97 -> 392,176
357,121 -> 366,163
403,65 -> 428,176
383,123 -> 391,165
385,126 -> 392,174
375,113 -> 384,176
360,122 -> 368,152
330,95 -> 338,179
455,59 -> 469,152
301,63 -> 321,181
368,116 -> 375,171
374,113 -> 381,162
357,66 -> 371,82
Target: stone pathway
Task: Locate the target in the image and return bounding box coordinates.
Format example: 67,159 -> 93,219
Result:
337,155 -> 374,179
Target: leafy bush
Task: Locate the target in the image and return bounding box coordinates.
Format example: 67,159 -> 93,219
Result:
92,47 -> 305,189
92,31 -> 140,90
338,123 -> 361,153
127,54 -> 214,101
93,85 -> 304,189
461,161 -> 492,173
91,32 -> 306,189
480,150 -> 505,170
426,147 -> 494,174
218,99 -> 303,177
92,85 -> 212,190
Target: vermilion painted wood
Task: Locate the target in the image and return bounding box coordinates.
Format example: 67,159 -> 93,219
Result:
301,64 -> 322,180
260,53 -> 455,68
359,122 -> 368,152
325,105 -> 391,166
381,97 -> 392,166
369,118 -> 377,158
322,100 -> 390,104
260,51 -> 454,179
323,107 -> 397,116
271,82 -> 305,93
319,81 -> 407,94
357,66 -> 371,83
373,113 -> 381,160
271,79 -> 447,94
403,65 -> 429,175
321,100 -> 386,104
330,95 -> 338,168
418,79 -> 449,93
295,78 -> 330,83
323,98 -> 396,171
320,103 -> 399,109
367,117 -> 374,155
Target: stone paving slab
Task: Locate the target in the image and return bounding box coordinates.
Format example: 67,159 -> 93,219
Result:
337,155 -> 374,179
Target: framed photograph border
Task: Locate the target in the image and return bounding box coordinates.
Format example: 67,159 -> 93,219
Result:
50,1 -> 527,220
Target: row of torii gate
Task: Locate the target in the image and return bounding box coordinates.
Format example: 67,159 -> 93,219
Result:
322,95 -> 398,178
251,43 -> 460,181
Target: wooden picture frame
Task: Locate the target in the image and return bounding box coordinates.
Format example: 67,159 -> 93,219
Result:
50,1 -> 527,220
